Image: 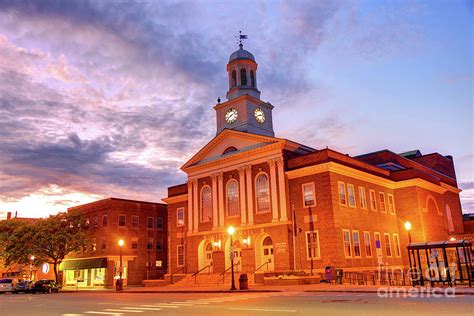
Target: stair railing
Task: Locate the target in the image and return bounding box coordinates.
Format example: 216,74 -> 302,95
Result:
192,263 -> 212,284
253,259 -> 270,276
220,263 -> 239,284
170,266 -> 186,284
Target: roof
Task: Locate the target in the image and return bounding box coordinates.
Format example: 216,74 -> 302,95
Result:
229,46 -> 255,62
67,197 -> 166,211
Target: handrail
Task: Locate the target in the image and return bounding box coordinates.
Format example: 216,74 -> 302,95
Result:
192,264 -> 212,284
220,263 -> 239,284
253,259 -> 270,274
170,266 -> 186,284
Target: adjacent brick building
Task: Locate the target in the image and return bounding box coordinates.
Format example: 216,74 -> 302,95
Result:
163,44 -> 465,280
61,198 -> 167,288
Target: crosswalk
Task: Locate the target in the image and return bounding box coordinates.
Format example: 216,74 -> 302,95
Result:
64,292 -> 308,316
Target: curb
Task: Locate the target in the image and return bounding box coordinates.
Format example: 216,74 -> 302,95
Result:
304,289 -> 474,295
60,289 -> 281,294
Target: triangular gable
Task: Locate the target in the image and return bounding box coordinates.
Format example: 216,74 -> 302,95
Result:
181,129 -> 283,170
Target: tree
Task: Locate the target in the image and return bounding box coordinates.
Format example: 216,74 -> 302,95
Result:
30,212 -> 87,283
0,219 -> 34,266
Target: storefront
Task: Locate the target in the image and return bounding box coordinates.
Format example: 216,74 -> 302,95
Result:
60,258 -> 109,288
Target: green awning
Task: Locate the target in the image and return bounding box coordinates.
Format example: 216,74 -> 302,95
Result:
59,258 -> 108,271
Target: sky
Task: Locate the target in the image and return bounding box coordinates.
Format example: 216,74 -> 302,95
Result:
0,0 -> 472,218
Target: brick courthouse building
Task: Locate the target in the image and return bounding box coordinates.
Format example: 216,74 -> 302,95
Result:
163,43 -> 465,280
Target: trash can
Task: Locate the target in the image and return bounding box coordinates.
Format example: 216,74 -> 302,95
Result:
239,274 -> 248,290
336,269 -> 343,284
325,266 -> 335,284
115,279 -> 123,292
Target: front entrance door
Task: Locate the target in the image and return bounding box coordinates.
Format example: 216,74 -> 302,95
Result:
262,236 -> 274,271
205,242 -> 213,271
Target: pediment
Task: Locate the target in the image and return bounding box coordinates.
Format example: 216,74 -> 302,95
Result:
181,129 -> 282,171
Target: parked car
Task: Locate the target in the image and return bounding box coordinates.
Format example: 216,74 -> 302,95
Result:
31,280 -> 60,294
13,280 -> 33,294
0,278 -> 18,293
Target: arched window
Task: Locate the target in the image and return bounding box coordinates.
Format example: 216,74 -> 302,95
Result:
200,186 -> 212,222
226,179 -> 239,217
240,68 -> 247,86
263,236 -> 273,246
446,205 -> 454,232
223,146 -> 238,155
231,70 -> 237,87
255,173 -> 270,213
250,70 -> 255,87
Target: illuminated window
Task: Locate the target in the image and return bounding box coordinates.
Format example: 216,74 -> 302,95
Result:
359,187 -> 367,209
338,182 -> 347,206
306,231 -> 320,259
347,184 -> 356,208
379,192 -> 386,213
342,229 -> 352,257
200,186 -> 212,222
363,231 -> 372,257
369,190 -> 377,211
302,182 -> 316,207
388,194 -> 396,214
393,234 -> 401,257
240,68 -> 247,85
226,179 -> 239,217
384,233 -> 392,257
256,173 -> 270,212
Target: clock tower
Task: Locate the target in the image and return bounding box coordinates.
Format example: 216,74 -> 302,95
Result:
214,41 -> 275,137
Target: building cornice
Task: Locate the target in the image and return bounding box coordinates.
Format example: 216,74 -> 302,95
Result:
162,194 -> 188,204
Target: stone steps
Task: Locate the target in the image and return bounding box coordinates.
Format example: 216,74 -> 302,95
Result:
169,273 -> 254,287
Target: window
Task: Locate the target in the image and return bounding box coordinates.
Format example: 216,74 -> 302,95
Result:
131,237 -> 138,249
200,186 -> 212,222
101,237 -> 107,250
379,192 -> 386,213
369,190 -> 377,211
118,214 -> 126,227
177,245 -> 185,267
102,214 -> 108,227
342,229 -> 352,257
302,182 -> 316,207
352,231 -> 361,257
374,232 -> 382,254
363,231 -> 372,257
156,217 -> 163,231
231,70 -> 236,87
240,68 -> 247,85
131,215 -> 139,228
446,205 -> 454,232
147,238 -> 153,250
250,70 -> 255,87
147,217 -> 154,229
177,208 -> 184,226
387,194 -> 395,214
226,179 -> 239,217
359,187 -> 367,209
92,216 -> 98,228
91,238 -> 97,252
156,239 -> 163,251
256,173 -> 270,212
347,184 -> 356,208
306,231 -> 320,259
338,182 -> 347,206
384,233 -> 392,257
393,234 -> 401,257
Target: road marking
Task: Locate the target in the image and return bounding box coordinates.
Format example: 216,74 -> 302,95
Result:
104,309 -> 143,313
122,307 -> 162,311
184,300 -> 211,304
141,305 -> 180,308
229,308 -> 297,313
85,312 -> 123,316
169,302 -> 193,306
62,314 -> 84,316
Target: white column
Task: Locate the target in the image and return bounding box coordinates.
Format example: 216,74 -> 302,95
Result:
245,165 -> 254,225
193,179 -> 199,232
187,181 -> 193,233
211,174 -> 218,229
276,158 -> 288,221
238,167 -> 247,226
218,172 -> 225,227
268,159 -> 279,222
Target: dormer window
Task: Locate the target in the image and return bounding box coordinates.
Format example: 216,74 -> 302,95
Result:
223,146 -> 238,155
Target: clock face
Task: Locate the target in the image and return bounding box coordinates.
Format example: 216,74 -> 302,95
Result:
225,108 -> 238,124
254,108 -> 265,123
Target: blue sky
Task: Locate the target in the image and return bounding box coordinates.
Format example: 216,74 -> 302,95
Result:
0,0 -> 472,218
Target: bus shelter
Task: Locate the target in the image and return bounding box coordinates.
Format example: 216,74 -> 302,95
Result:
407,240 -> 472,287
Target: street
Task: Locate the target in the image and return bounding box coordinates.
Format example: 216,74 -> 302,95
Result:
0,291 -> 472,316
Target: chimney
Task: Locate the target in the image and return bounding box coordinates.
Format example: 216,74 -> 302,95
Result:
15,211 -> 17,218
6,212 -> 11,220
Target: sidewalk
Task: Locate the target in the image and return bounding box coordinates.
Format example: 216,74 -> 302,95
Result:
62,283 -> 474,295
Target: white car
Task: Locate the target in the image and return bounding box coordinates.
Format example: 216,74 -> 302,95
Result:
0,278 -> 17,293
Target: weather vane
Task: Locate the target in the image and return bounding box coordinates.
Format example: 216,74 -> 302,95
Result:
235,30 -> 248,48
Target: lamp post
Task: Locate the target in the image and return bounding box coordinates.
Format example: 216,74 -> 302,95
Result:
117,239 -> 124,292
227,226 -> 237,291
29,255 -> 35,281
404,221 -> 412,244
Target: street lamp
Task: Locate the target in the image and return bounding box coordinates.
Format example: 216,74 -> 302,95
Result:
227,226 -> 237,291
404,221 -> 412,244
117,239 -> 124,292
29,255 -> 35,281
